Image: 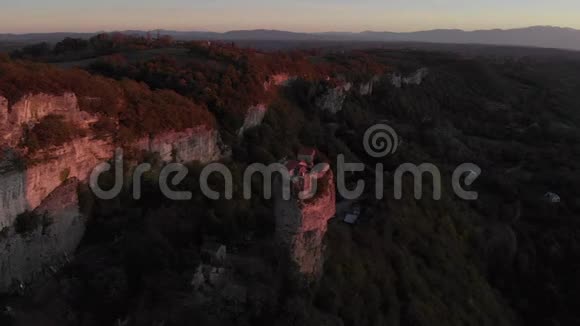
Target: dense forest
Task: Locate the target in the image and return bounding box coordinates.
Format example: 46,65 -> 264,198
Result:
1,35 -> 580,326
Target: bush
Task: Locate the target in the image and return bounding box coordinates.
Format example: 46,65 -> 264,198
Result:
22,114 -> 85,152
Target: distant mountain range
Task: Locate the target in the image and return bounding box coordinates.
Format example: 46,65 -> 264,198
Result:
2,26 -> 580,51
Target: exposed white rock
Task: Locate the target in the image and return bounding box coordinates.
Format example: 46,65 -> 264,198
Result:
0,93 -> 101,148
0,179 -> 86,291
238,104 -> 268,136
0,137 -> 113,229
389,68 -> 429,88
0,91 -> 227,291
316,83 -> 352,114
0,171 -> 27,229
359,75 -> 381,96
133,127 -> 222,164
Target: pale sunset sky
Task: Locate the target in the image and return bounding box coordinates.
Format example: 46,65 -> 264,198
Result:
0,0 -> 579,33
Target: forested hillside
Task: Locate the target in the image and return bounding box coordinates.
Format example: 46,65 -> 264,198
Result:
1,37 -> 580,326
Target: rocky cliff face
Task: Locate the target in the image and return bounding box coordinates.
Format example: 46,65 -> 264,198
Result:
0,92 -> 113,228
274,172 -> 336,278
0,93 -> 96,148
316,75 -> 384,113
359,75 -> 381,96
0,136 -> 113,229
238,104 -> 268,136
390,68 -> 429,88
132,127 -> 222,164
0,91 -> 225,290
0,178 -> 85,290
316,83 -> 352,114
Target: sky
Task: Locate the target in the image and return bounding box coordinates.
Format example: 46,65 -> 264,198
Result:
0,0 -> 579,33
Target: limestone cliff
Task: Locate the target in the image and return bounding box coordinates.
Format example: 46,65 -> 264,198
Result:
390,68 -> 429,88
132,127 -> 222,164
0,91 -> 224,290
0,136 -> 113,229
0,178 -> 85,290
0,92 -> 224,228
316,83 -> 352,114
316,75 -> 383,113
0,93 -> 95,148
238,104 -> 268,136
239,73 -> 296,137
359,75 -> 381,96
274,172 -> 336,278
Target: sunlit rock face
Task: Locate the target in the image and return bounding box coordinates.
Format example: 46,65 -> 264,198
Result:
0,178 -> 86,291
0,91 -> 224,289
238,104 -> 268,136
0,93 -> 93,147
25,137 -> 113,213
274,172 -> 336,278
0,93 -> 111,289
0,137 -> 113,229
132,127 -> 222,164
263,73 -> 295,91
0,92 -> 223,228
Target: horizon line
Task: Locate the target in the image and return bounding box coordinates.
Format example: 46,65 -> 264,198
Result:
1,25 -> 579,36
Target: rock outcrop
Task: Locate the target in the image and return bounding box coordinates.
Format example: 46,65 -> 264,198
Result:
132,127 -> 222,164
316,83 -> 352,114
390,68 -> 429,88
238,73 -> 297,136
359,75 -> 381,96
0,91 -> 225,290
238,104 -> 268,136
274,171 -> 336,279
0,178 -> 86,290
0,137 -> 113,229
0,93 -> 96,148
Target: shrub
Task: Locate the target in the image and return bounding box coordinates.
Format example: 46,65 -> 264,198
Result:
60,168 -> 71,182
22,115 -> 85,152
